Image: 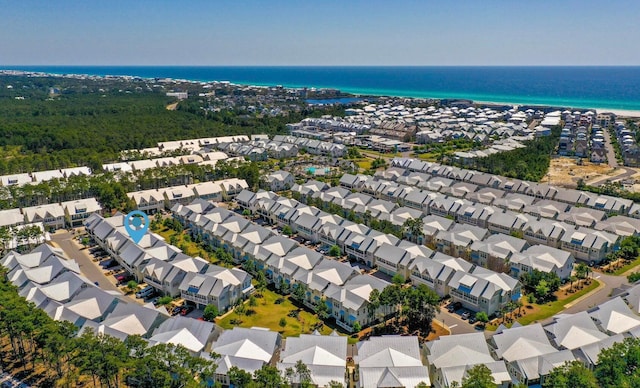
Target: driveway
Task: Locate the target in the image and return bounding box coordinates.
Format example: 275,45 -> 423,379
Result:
435,307 -> 478,335
50,230 -> 120,292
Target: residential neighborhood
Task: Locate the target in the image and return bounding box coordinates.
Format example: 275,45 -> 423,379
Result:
2,72 -> 640,387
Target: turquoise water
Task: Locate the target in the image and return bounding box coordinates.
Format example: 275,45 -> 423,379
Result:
4,66 -> 640,111
306,97 -> 363,105
307,167 -> 331,174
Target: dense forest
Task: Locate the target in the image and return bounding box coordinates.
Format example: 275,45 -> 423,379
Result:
467,127 -> 562,182
0,75 -> 340,175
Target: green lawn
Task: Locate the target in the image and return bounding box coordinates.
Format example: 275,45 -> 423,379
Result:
217,288 -> 333,338
516,280 -> 601,326
415,152 -> 438,161
614,257 -> 640,275
151,227 -> 218,264
356,159 -> 373,170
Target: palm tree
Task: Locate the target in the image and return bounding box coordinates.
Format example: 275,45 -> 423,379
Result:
402,217 -> 424,244
575,263 -> 588,288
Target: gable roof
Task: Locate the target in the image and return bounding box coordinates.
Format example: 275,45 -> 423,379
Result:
492,323 -> 557,362
544,311 -> 609,350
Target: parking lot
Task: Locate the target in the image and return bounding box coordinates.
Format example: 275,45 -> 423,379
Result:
436,301 -> 485,335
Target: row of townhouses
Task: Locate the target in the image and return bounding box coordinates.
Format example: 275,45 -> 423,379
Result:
172,197 -> 395,332
1,243 -> 218,352
0,241 -> 428,388
290,178 -> 579,280
0,197 -> 103,230
427,284 -> 640,388
0,166 -> 92,187
84,213 -> 254,313
233,190 -> 522,317
6,241 -> 640,387
335,167 -> 629,264
389,158 -> 636,216
127,178 -> 248,214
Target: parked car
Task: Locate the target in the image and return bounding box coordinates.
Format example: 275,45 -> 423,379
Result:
135,286 -> 154,299
150,296 -> 161,306
180,306 -> 194,316
447,302 -> 461,313
461,311 -> 471,320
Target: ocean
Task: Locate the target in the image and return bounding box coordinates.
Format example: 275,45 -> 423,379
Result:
3,66 -> 640,111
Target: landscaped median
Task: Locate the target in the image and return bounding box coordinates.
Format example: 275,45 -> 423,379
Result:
487,279 -> 601,330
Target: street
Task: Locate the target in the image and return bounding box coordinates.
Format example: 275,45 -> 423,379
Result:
50,230 -> 120,292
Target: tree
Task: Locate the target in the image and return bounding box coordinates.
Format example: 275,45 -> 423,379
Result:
216,247 -> 234,266
575,263 -> 589,285
402,217 -> 424,244
535,279 -> 550,302
352,321 -> 361,333
544,361 -> 597,388
255,270 -> 267,297
203,304 -> 219,321
292,283 -> 307,302
282,225 -> 294,236
315,298 -> 330,320
328,244 -> 341,257
126,280 -> 139,294
475,311 -> 489,323
0,226 -> 11,251
294,360 -> 312,388
157,296 -> 172,306
461,364 -> 497,388
328,380 -> 345,388
253,364 -> 284,387
228,366 -> 253,388
392,273 -> 405,285
595,337 -> 640,388
629,272 -> 640,283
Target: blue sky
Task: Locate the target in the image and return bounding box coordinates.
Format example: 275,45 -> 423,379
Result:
1,0 -> 639,66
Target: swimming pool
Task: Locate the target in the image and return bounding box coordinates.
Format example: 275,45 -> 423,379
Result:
307,167 -> 331,174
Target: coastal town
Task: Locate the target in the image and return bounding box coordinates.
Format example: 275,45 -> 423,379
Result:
3,71 -> 640,388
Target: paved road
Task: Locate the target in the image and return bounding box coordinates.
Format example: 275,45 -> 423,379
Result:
604,128 -> 619,169
436,307 -> 478,335
50,230 -> 120,292
563,272 -> 626,313
589,129 -> 637,186
589,166 -> 636,186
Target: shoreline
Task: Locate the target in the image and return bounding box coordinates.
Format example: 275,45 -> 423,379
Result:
3,67 -> 640,117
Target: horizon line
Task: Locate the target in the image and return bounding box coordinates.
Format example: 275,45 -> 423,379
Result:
3,64 -> 640,68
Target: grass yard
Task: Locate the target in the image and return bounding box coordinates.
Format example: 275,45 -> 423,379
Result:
487,280 -> 601,330
355,158 -> 373,170
517,280 -> 600,325
614,257 -> 640,275
217,288 -> 333,338
151,227 -> 219,264
415,152 -> 438,161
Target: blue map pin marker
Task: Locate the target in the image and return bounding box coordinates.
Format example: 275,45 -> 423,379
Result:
124,210 -> 149,244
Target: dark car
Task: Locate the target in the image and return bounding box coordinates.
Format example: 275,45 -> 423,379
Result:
180,306 -> 194,316
468,316 -> 477,324
447,301 -> 462,313
170,306 -> 182,316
